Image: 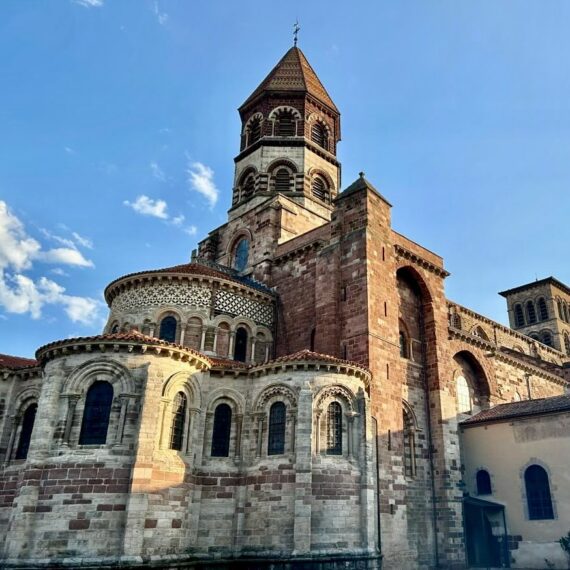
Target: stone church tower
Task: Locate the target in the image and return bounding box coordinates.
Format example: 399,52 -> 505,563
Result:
200,46 -> 342,277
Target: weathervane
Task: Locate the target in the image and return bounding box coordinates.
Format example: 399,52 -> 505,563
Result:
293,20 -> 300,46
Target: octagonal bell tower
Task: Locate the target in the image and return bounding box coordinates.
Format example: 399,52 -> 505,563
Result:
230,46 -> 341,222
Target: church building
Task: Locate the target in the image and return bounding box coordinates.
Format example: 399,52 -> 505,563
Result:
0,44 -> 569,570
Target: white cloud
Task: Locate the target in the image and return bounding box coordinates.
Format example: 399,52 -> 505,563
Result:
71,231 -> 93,249
51,268 -> 69,277
0,273 -> 101,323
64,146 -> 76,155
0,201 -> 99,323
38,248 -> 94,268
124,195 -> 169,219
153,1 -> 169,25
186,160 -> 219,208
150,161 -> 166,182
73,0 -> 103,7
0,202 -> 41,272
123,195 -> 197,236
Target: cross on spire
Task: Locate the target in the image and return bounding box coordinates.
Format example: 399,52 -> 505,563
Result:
293,20 -> 300,46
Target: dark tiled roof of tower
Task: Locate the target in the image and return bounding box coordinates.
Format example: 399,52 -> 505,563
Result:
461,394 -> 570,426
0,353 -> 38,370
498,276 -> 570,297
240,47 -> 339,113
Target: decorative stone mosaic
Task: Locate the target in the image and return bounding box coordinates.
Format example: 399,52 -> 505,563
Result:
215,290 -> 273,326
111,283 -> 212,313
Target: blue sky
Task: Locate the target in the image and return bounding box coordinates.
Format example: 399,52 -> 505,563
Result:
1,0 -> 569,357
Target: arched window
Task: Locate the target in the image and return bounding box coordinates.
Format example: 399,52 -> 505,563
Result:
233,238 -> 249,272
311,176 -> 329,202
110,322 -> 120,334
268,402 -> 286,455
450,312 -> 462,329
242,174 -> 255,199
473,326 -> 489,341
526,300 -> 537,324
276,111 -> 296,136
234,326 -> 248,362
525,465 -> 554,520
530,333 -> 540,341
564,304 -> 569,323
79,381 -> 113,445
399,330 -> 408,358
248,117 -> 261,145
558,299 -> 564,319
216,322 -> 231,357
211,403 -> 232,457
14,403 -> 37,460
514,304 -> 525,327
159,316 -> 177,343
564,333 -> 570,355
274,168 -> 291,192
456,376 -> 471,413
538,298 -> 549,321
541,331 -> 553,347
310,328 -> 316,351
169,392 -> 187,451
311,122 -> 328,149
326,401 -> 342,455
476,469 -> 492,495
403,406 -> 416,477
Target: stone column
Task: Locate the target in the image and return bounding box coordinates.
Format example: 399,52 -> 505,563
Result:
254,413 -> 265,457
200,327 -> 207,351
186,407 -> 200,456
179,324 -> 186,346
113,395 -> 130,446
5,413 -> 21,462
157,397 -> 170,450
228,332 -> 235,358
234,414 -> 243,460
250,338 -> 256,364
61,394 -> 80,446
212,329 -> 219,353
292,385 -> 313,555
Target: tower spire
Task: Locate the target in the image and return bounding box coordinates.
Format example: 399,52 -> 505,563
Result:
293,20 -> 300,47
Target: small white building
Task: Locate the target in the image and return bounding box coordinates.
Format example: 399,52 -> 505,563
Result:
460,394 -> 570,569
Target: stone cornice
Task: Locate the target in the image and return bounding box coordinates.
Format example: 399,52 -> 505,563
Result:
448,300 -> 566,359
105,271 -> 274,308
36,336 -> 212,371
448,328 -> 567,386
395,244 -> 450,278
0,366 -> 42,382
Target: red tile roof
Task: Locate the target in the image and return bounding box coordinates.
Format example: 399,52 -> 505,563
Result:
0,353 -> 38,370
104,261 -> 273,304
240,47 -> 339,113
462,394 -> 570,426
36,331 -> 211,365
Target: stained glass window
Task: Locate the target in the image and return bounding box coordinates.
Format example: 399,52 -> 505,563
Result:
170,392 -> 187,451
159,316 -> 177,343
525,465 -> 554,520
233,239 -> 249,272
268,402 -> 286,455
211,404 -> 231,457
79,381 -> 113,445
234,327 -> 248,362
14,403 -> 37,460
326,402 -> 342,455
